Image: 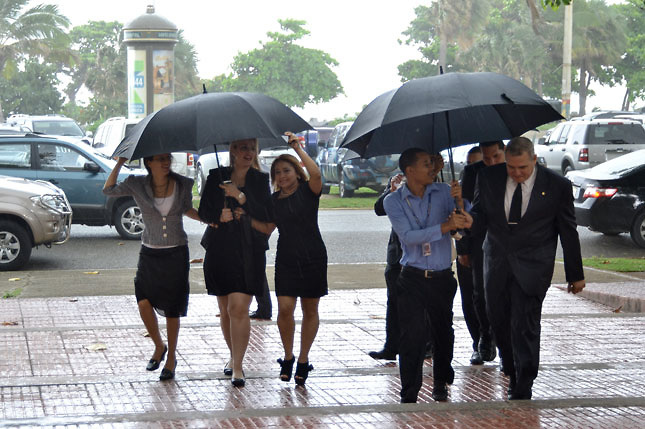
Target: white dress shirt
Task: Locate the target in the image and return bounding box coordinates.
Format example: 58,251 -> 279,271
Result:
504,166 -> 538,221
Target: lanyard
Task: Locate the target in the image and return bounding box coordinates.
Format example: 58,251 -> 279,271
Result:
404,195 -> 431,229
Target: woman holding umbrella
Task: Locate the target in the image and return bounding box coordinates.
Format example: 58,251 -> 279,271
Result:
198,138 -> 272,387
103,154 -> 200,381
248,132 -> 327,386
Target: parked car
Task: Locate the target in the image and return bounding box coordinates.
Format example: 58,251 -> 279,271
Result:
0,134 -> 147,239
0,175 -> 72,270
439,143 -> 479,182
566,149 -> 645,248
194,150 -> 230,196
7,114 -> 92,145
317,122 -> 399,197
535,118 -> 645,175
0,123 -> 28,135
92,116 -> 195,178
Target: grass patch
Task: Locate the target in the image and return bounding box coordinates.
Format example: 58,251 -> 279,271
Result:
581,257 -> 645,272
320,186 -> 379,209
2,288 -> 22,299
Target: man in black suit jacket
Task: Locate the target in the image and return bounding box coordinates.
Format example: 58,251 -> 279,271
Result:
470,136 -> 585,400
456,141 -> 506,365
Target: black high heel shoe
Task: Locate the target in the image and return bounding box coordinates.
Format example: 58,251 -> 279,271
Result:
159,361 -> 177,381
294,361 -> 314,386
277,356 -> 295,382
146,345 -> 167,371
231,371 -> 245,387
223,359 -> 233,376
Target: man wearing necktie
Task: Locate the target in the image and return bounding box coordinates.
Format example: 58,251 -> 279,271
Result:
470,136 -> 585,400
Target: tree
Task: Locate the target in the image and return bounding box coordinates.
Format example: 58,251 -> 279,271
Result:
213,19 -> 343,108
612,0 -> 645,110
174,30 -> 200,101
398,1 -> 491,80
0,0 -> 70,120
62,22 -> 201,130
0,58 -> 62,115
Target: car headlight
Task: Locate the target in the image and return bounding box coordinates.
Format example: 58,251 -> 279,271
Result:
30,194 -> 71,213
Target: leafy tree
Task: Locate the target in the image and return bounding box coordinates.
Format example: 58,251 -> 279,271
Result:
213,19 -> 343,108
174,30 -> 200,100
398,1 -> 491,80
611,0 -> 645,110
0,0 -> 70,120
0,58 -> 62,114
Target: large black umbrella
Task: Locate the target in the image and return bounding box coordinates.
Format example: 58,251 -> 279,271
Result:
111,92 -> 312,160
340,72 -> 563,178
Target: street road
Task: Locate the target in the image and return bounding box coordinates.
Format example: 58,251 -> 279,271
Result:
28,209 -> 643,271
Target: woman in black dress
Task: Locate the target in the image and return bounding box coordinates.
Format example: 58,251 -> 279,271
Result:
250,132 -> 327,386
198,139 -> 272,387
103,154 -> 200,381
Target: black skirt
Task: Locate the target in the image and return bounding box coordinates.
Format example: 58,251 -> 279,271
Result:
134,245 -> 190,318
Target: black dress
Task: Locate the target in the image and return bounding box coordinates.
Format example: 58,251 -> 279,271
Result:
272,181 -> 328,298
198,167 -> 272,297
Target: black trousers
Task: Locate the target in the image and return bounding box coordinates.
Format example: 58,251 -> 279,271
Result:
397,268 -> 457,402
456,259 -> 480,351
485,271 -> 545,397
471,248 -> 492,340
383,262 -> 401,353
253,274 -> 272,316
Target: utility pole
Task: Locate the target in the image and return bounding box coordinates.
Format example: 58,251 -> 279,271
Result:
561,2 -> 573,119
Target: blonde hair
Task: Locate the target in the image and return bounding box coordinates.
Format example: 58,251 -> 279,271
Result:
270,154 -> 307,191
230,138 -> 261,170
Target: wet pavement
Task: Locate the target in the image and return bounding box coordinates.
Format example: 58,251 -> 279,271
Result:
1,265 -> 644,428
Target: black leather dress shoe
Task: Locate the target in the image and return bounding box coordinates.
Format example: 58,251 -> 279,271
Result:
470,350 -> 484,365
508,389 -> 532,400
159,362 -> 176,381
231,371 -> 245,387
478,337 -> 497,362
368,349 -> 397,360
432,383 -> 449,402
146,345 -> 167,371
249,311 -> 271,320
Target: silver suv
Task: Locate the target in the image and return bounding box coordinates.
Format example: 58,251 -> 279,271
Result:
0,175 -> 72,270
535,119 -> 645,174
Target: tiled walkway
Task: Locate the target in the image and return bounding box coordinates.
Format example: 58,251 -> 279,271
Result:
1,284 -> 644,428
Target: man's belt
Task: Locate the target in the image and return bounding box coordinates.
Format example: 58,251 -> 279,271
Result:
401,266 -> 452,279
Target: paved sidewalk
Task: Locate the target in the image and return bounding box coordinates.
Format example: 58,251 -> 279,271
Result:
1,266 -> 644,428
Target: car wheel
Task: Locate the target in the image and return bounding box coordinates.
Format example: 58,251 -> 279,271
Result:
114,200 -> 145,240
630,211 -> 645,248
339,173 -> 354,198
0,221 -> 32,271
196,165 -> 206,196
562,162 -> 573,175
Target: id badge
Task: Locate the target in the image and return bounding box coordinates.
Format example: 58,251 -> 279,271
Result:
422,242 -> 432,256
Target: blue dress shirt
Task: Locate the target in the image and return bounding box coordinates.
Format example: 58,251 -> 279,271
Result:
383,182 -> 456,271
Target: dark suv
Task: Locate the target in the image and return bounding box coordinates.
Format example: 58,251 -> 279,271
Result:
316,122 -> 399,197
0,134 -> 146,239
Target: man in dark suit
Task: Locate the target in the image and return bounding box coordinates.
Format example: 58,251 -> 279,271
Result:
470,136 -> 585,400
456,141 -> 506,364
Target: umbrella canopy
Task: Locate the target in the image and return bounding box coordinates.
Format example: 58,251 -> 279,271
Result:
340,72 -> 563,160
111,92 -> 312,160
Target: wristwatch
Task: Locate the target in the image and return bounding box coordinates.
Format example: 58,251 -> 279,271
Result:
238,191 -> 245,200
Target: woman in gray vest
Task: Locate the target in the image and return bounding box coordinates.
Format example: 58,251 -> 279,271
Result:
104,154 -> 200,381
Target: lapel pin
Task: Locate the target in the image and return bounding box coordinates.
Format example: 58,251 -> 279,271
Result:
541,191 -> 546,196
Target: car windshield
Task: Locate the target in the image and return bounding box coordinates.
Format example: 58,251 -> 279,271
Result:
32,120 -> 84,137
588,150 -> 645,176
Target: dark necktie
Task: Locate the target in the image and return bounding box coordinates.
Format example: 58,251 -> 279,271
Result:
509,182 -> 522,224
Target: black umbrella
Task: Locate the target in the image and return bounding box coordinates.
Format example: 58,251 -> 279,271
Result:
340,72 -> 563,179
111,92 -> 312,161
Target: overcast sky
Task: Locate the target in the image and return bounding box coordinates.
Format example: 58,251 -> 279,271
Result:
50,0 -> 634,121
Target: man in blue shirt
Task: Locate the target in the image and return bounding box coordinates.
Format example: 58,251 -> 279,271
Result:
384,148 -> 472,403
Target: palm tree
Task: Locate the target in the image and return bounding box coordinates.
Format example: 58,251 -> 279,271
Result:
0,0 -> 70,120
